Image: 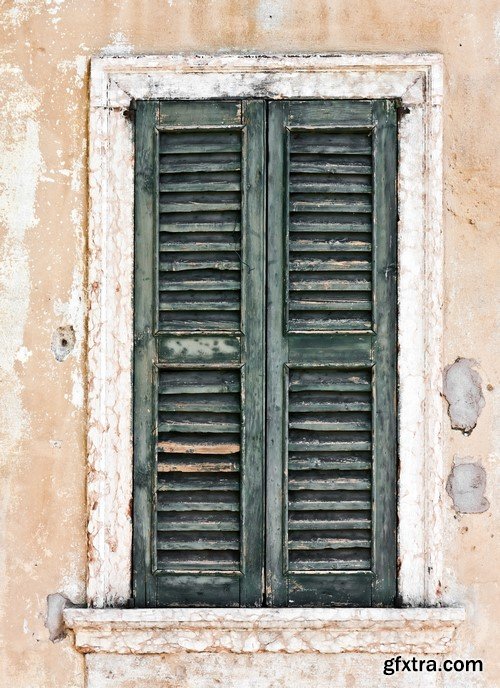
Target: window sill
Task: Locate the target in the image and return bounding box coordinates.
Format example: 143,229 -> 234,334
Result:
63,607 -> 465,655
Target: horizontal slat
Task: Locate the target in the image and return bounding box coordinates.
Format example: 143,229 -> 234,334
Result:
290,278 -> 371,291
159,131 -> 241,154
158,475 -> 239,491
157,491 -> 239,511
158,420 -> 239,433
158,398 -> 240,413
159,302 -> 240,312
158,459 -> 238,473
157,536 -> 240,551
288,538 -> 371,550
288,457 -> 370,471
160,201 -> 240,213
289,499 -> 371,510
289,420 -> 371,431
290,158 -> 372,175
289,401 -> 370,412
157,501 -> 239,513
160,181 -> 240,192
289,177 -> 371,194
290,258 -> 371,271
160,221 -> 241,233
289,441 -> 371,451
158,381 -> 240,393
288,517 -> 370,530
158,441 -> 240,454
290,196 -> 372,213
289,558 -> 369,571
159,157 -> 241,174
160,259 -> 240,271
290,240 -> 370,252
289,221 -> 370,234
290,300 -> 371,311
157,512 -> 240,531
157,551 -> 239,570
289,477 -> 371,490
159,279 -> 240,291
289,380 -> 370,391
160,241 -> 240,252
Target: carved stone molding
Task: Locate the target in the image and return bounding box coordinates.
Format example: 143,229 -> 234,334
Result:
64,607 -> 464,655
87,53 -> 444,609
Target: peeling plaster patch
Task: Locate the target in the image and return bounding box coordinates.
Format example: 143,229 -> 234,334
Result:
15,345 -> 32,364
495,13 -> 500,63
57,55 -> 87,89
45,593 -> 75,642
256,0 -> 286,30
0,61 -> 41,459
443,358 -> 485,434
102,32 -> 135,56
446,460 -> 490,514
51,325 -> 76,362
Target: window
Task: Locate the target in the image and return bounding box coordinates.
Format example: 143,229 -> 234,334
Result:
132,98 -> 397,607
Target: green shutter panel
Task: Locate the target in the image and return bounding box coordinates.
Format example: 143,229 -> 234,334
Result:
133,100 -> 266,606
266,100 -> 397,606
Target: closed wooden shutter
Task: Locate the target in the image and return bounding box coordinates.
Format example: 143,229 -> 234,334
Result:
133,100 -> 266,606
133,99 -> 397,607
266,100 -> 397,606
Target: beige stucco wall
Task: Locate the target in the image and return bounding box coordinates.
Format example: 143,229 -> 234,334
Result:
0,2 -> 498,686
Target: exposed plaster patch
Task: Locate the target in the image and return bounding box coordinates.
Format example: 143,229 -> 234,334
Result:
256,0 -> 286,30
494,13 -> 500,63
15,345 -> 32,364
446,459 -> 490,514
57,55 -> 87,89
45,592 -> 75,642
102,32 -> 135,56
443,358 -> 485,435
51,325 -> 76,362
0,61 -> 41,460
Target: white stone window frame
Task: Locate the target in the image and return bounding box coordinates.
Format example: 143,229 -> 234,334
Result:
73,55 -> 464,652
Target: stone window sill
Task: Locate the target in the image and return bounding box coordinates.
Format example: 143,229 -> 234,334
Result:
63,607 -> 465,655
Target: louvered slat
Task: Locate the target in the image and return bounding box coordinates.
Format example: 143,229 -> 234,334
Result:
288,129 -> 373,332
156,368 -> 241,571
159,129 -> 243,331
287,367 -> 372,572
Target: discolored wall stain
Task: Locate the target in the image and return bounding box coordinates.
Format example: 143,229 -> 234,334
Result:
443,358 -> 485,435
446,460 -> 490,514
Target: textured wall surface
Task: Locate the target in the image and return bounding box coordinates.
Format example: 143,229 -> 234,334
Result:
0,1 -> 498,686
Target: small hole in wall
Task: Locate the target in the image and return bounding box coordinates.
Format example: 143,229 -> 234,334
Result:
51,325 -> 76,362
